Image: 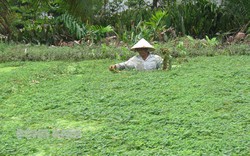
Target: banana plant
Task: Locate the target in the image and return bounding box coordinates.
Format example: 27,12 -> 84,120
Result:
204,35 -> 219,47
145,10 -> 168,40
86,25 -> 115,44
57,13 -> 86,40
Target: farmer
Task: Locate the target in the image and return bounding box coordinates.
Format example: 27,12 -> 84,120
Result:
109,38 -> 163,71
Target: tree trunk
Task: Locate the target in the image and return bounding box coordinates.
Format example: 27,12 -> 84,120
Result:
152,0 -> 158,9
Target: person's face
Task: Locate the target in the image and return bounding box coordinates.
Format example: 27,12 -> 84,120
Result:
136,48 -> 148,55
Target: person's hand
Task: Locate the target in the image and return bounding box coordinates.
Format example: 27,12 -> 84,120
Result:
109,65 -> 116,71
109,65 -> 120,73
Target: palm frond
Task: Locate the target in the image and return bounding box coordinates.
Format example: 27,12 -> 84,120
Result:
0,0 -> 11,36
57,13 -> 86,39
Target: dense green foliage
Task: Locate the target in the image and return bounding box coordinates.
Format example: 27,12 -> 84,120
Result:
0,36 -> 249,62
1,0 -> 249,44
0,55 -> 249,155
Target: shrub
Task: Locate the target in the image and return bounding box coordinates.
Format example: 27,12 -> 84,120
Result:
0,37 -> 249,63
0,43 -> 134,63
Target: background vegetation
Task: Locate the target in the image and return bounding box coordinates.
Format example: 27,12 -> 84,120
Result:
0,36 -> 249,63
1,0 -> 249,45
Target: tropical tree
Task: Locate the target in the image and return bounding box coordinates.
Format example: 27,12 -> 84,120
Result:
1,0 -> 250,44
0,0 -> 12,40
222,0 -> 250,31
0,0 -> 108,43
61,0 -> 104,24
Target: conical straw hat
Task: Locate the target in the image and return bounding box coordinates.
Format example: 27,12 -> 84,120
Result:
131,38 -> 155,51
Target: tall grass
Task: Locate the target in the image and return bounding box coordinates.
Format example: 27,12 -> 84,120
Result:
0,43 -> 133,62
0,38 -> 249,63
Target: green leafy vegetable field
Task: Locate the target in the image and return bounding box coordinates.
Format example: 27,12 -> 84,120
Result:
0,56 -> 249,155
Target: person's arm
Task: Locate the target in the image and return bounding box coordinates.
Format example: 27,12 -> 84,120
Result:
115,56 -> 137,70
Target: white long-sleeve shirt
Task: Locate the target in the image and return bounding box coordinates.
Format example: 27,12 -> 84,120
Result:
115,54 -> 163,71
